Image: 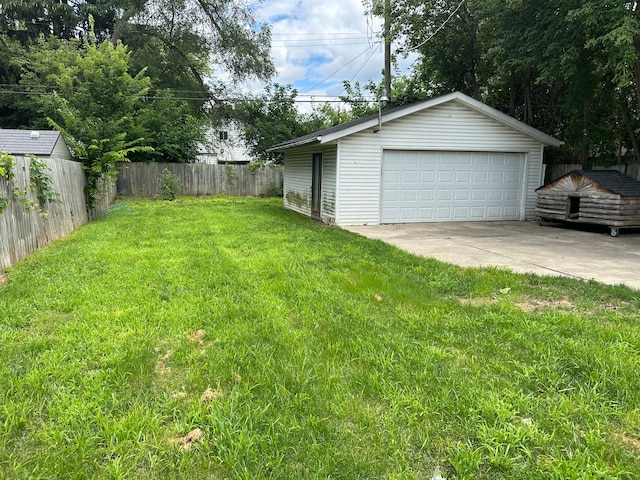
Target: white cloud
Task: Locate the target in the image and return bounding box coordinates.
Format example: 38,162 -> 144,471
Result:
251,0 -> 416,104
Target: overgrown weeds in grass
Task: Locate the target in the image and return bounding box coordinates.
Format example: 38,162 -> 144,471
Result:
1,197 -> 639,479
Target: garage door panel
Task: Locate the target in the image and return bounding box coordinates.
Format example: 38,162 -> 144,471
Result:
471,189 -> 487,201
420,189 -> 435,201
381,150 -> 524,223
504,189 -> 519,200
456,171 -> 471,182
400,208 -> 417,220
401,190 -> 417,201
437,190 -> 453,201
453,207 -> 469,219
438,171 -> 454,182
455,190 -> 470,201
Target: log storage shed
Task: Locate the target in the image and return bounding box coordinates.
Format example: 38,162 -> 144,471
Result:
535,170 -> 640,236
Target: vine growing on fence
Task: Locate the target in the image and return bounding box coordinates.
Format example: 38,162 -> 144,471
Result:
0,151 -> 16,214
0,152 -> 60,217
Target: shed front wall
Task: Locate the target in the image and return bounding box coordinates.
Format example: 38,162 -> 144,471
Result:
335,102 -> 545,225
283,144 -> 337,224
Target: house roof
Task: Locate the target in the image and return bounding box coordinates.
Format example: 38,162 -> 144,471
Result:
550,170 -> 640,197
0,129 -> 65,156
269,91 -> 563,151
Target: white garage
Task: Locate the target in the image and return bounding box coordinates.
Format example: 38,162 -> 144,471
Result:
271,91 -> 562,226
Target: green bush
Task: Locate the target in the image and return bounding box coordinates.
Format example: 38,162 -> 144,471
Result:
160,168 -> 181,200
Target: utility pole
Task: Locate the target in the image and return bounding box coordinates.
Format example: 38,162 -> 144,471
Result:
383,0 -> 391,102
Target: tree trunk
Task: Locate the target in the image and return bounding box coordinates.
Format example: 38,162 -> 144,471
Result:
509,70 -> 516,117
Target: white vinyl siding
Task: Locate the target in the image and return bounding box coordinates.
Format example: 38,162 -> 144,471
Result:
283,145 -> 337,222
52,138 -> 73,160
336,102 -> 543,225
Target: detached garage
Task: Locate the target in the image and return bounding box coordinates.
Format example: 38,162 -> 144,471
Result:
270,91 -> 562,226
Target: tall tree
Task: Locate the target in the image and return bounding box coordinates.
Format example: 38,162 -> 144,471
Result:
23,35 -> 152,206
379,0 -> 640,164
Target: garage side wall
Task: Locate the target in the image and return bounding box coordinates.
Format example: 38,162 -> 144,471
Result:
336,102 -> 545,225
283,144 -> 337,223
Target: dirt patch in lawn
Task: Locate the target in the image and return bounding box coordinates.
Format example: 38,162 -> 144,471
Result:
515,297 -> 575,313
155,350 -> 173,375
456,295 -> 578,313
200,387 -> 224,402
170,428 -> 205,451
0,273 -> 7,288
188,329 -> 206,345
612,432 -> 640,456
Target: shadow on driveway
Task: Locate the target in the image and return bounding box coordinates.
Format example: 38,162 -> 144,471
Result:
344,221 -> 640,290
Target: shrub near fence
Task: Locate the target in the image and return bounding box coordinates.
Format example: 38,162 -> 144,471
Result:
116,162 -> 283,198
0,155 -> 115,272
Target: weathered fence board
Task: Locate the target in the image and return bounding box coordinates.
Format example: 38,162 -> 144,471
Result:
116,162 -> 283,198
0,156 -> 115,272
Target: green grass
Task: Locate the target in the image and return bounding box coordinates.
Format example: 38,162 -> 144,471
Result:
1,196 -> 639,479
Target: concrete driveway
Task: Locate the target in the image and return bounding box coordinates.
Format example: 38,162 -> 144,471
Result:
344,221 -> 640,290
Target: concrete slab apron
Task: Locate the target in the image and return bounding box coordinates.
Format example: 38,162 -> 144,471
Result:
344,222 -> 640,290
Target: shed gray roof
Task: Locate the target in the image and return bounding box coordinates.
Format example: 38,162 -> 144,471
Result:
269,91 -> 563,151
572,170 -> 640,197
0,129 -> 64,155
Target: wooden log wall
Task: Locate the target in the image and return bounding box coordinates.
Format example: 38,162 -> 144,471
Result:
536,192 -> 640,227
0,156 -> 115,272
116,162 -> 283,198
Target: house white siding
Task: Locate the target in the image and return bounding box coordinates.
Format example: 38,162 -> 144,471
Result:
283,145 -> 337,223
52,137 -> 73,160
197,123 -> 254,164
336,102 -> 544,225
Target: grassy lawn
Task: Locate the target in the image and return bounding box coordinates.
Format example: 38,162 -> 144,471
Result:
1,196 -> 639,479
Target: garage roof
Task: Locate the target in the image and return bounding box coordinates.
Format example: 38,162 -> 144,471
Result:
270,91 -> 563,151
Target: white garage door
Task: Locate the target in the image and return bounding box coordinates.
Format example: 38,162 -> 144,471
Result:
381,150 -> 525,223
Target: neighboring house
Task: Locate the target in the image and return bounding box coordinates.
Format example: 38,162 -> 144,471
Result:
270,91 -> 562,226
197,123 -> 253,164
0,129 -> 73,161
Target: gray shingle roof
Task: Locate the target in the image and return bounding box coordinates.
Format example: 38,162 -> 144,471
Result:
269,91 -> 563,151
0,129 -> 63,155
574,170 -> 640,197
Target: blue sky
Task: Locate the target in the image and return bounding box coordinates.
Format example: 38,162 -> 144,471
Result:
251,0 -> 416,105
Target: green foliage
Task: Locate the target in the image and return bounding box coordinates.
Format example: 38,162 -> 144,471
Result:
0,151 -> 15,214
130,95 -> 207,163
0,153 -> 59,217
160,168 -> 181,201
383,0 -> 640,163
22,36 -> 153,209
224,164 -> 235,185
0,0 -> 274,130
236,84 -> 306,164
28,156 -> 60,212
0,151 -> 16,181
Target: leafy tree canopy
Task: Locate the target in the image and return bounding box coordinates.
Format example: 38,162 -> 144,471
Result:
362,0 -> 640,164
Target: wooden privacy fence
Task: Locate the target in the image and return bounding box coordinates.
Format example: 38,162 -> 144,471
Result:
0,156 -> 115,272
545,163 -> 640,184
116,162 -> 283,198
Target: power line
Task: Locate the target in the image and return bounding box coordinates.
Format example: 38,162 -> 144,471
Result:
0,89 -> 376,104
301,44 -> 378,95
273,40 -> 380,48
339,46 -> 379,97
402,0 -> 466,53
